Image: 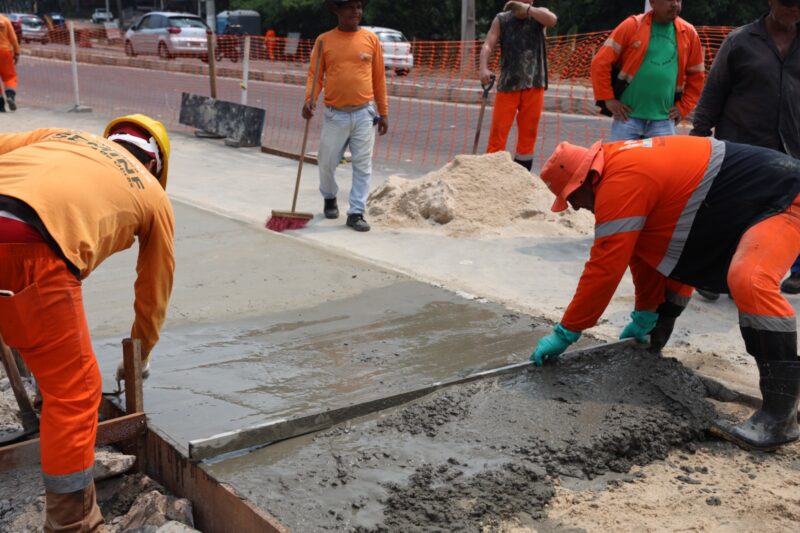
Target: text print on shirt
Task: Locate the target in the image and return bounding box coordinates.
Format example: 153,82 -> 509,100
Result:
49,131 -> 151,190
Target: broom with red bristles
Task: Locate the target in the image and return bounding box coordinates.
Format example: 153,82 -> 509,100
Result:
266,40 -> 324,232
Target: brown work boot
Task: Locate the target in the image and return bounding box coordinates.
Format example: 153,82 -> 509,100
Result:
44,480 -> 104,532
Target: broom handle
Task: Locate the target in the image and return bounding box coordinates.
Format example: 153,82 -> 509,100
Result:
291,40 -> 324,213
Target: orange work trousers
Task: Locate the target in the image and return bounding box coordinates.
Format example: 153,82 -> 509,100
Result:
728,193 -> 800,328
0,49 -> 17,89
0,244 -> 100,493
487,87 -> 545,162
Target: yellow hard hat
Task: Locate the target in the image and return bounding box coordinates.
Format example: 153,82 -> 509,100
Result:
105,114 -> 171,189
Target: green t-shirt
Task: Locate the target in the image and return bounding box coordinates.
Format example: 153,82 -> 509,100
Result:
620,22 -> 678,120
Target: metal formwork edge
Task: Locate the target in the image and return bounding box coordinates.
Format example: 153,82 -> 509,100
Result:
188,339 -> 637,462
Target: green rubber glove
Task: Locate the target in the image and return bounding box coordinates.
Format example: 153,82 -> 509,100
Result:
531,324 -> 581,366
619,310 -> 659,343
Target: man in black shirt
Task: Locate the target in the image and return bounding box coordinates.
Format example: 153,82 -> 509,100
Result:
691,0 -> 800,296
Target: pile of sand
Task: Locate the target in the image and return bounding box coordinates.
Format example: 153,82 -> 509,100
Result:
367,151 -> 594,238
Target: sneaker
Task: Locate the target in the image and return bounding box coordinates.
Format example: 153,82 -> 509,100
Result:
323,198 -> 339,219
696,289 -> 719,301
5,90 -> 15,111
781,272 -> 800,295
346,213 -> 370,232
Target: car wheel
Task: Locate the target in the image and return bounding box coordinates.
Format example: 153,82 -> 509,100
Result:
158,41 -> 171,60
125,40 -> 135,57
395,68 -> 409,76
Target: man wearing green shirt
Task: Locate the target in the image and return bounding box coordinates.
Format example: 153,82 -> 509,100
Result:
591,0 -> 705,141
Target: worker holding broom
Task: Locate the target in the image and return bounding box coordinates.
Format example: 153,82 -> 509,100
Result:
531,135 -> 800,452
479,0 -> 557,170
302,0 -> 388,232
0,115 -> 175,531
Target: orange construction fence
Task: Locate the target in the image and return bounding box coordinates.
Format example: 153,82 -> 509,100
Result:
18,26 -> 735,172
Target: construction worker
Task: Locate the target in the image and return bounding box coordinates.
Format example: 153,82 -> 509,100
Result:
264,28 -> 277,61
0,13 -> 20,112
691,0 -> 800,299
303,0 -> 388,232
532,135 -> 800,452
479,0 -> 557,170
591,0 -> 704,141
0,115 -> 175,531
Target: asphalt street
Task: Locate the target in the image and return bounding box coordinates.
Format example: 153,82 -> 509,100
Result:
18,54 -> 610,173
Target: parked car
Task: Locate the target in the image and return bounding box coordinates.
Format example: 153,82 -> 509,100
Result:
20,14 -> 49,44
91,8 -> 114,24
124,12 -> 209,60
361,25 -> 414,75
5,14 -> 24,42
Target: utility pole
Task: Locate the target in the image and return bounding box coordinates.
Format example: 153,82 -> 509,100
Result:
460,0 -> 475,73
205,0 -> 216,33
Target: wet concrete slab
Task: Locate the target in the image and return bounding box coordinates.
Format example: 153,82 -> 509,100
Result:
97,282 -> 550,450
91,202 -> 553,450
208,346 -> 716,532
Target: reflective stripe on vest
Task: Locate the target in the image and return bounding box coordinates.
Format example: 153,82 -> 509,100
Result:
657,138 -> 726,276
595,216 -> 646,239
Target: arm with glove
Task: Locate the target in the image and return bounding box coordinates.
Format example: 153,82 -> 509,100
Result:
531,230 -> 640,365
621,258 -> 691,350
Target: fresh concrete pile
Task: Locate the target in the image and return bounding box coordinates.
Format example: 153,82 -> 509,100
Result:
210,345 -> 716,531
367,151 -> 594,238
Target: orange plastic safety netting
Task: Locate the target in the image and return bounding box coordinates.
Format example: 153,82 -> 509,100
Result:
15,25 -> 735,173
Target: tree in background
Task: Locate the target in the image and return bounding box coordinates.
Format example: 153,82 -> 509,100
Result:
231,0 -> 767,39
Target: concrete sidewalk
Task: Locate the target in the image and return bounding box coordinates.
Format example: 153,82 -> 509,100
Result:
1,108 -> 780,400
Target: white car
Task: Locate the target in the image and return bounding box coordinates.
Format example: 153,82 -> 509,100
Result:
91,8 -> 114,24
20,14 -> 48,44
124,12 -> 209,60
362,26 -> 413,76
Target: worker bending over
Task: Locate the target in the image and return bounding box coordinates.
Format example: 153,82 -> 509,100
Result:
532,135 -> 800,452
0,114 -> 175,531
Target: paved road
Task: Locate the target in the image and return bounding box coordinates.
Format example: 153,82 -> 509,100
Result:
18,55 -> 610,173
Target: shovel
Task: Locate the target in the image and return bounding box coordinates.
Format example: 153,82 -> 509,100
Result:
472,74 -> 496,155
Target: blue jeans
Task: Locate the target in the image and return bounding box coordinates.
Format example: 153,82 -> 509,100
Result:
318,103 -> 377,216
609,117 -> 676,141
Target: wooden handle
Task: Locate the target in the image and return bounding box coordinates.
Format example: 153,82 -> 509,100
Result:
291,40 -> 324,213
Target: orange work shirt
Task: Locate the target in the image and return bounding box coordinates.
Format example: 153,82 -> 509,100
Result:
0,129 -> 175,358
305,27 -> 389,117
0,15 -> 19,54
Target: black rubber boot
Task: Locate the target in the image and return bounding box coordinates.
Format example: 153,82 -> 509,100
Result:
323,198 -> 339,219
648,300 -> 686,353
781,272 -> 800,295
5,89 -> 15,111
0,96 -> 5,112
513,158 -> 533,171
696,289 -> 720,301
710,328 -> 800,451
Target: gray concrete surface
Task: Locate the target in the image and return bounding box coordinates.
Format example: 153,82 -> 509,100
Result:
207,345 -> 715,532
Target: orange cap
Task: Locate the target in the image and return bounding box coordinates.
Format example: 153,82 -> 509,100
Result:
540,141 -> 604,212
